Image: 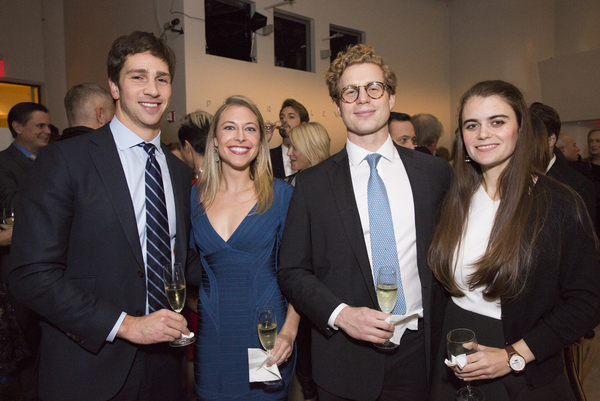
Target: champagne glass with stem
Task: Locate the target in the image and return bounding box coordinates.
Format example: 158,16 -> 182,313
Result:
256,305 -> 279,384
163,262 -> 196,347
447,328 -> 485,401
3,208 -> 14,226
374,265 -> 399,350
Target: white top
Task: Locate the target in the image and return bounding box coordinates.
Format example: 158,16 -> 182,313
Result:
328,136 -> 422,334
452,184 -> 502,319
281,144 -> 297,177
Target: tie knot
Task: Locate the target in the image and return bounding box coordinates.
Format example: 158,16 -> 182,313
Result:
365,153 -> 382,170
141,143 -> 156,157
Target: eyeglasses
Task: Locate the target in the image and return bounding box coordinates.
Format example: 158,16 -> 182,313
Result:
339,81 -> 388,104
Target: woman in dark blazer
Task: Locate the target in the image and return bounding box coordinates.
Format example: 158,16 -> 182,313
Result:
428,80 -> 600,401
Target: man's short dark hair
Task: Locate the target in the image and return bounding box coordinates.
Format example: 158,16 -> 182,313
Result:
529,102 -> 561,139
7,102 -> 49,138
279,99 -> 309,123
107,31 -> 176,88
388,112 -> 411,124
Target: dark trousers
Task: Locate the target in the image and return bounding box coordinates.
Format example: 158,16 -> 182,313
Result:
108,343 -> 183,401
318,321 -> 428,401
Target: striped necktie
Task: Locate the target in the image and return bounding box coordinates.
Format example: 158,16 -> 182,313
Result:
140,143 -> 171,312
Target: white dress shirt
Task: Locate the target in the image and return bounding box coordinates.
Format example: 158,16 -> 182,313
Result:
328,136 -> 423,337
107,116 -> 177,341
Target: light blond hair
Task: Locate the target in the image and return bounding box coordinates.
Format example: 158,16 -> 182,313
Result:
198,96 -> 273,214
325,44 -> 397,105
288,122 -> 331,168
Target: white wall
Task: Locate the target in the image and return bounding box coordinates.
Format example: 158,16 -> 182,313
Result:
183,0 -> 451,153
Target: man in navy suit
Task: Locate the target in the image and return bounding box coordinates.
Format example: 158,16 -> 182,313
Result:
9,31 -> 199,401
277,45 -> 451,400
269,98 -> 309,179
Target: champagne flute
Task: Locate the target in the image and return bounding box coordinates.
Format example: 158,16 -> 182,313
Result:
3,208 -> 14,226
163,262 -> 196,347
257,305 -> 277,353
374,265 -> 399,350
446,328 -> 485,401
256,305 -> 278,384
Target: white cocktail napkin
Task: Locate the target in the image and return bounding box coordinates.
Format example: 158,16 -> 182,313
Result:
248,348 -> 281,382
445,353 -> 468,369
384,310 -> 422,344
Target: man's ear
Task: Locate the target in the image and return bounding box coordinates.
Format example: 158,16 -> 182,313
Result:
11,121 -> 23,135
108,79 -> 120,101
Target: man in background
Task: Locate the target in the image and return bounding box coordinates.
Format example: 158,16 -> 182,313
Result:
556,134 -> 580,162
411,113 -> 443,155
270,98 -> 309,179
388,112 -> 416,149
62,82 -> 115,141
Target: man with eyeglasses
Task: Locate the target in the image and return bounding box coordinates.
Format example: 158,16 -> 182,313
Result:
277,44 -> 452,400
388,112 -> 417,149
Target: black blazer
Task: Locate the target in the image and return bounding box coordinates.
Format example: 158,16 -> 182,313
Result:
548,147 -> 596,222
0,143 -> 32,283
0,143 -> 31,209
8,125 -> 199,401
269,145 -> 286,179
277,144 -> 452,400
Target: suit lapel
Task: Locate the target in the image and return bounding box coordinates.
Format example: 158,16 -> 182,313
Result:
88,127 -> 144,269
396,146 -> 432,288
327,148 -> 378,306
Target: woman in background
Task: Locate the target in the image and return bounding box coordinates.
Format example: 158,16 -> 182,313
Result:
286,122 -> 331,186
284,121 -> 330,401
429,80 -> 600,400
190,96 -> 298,400
178,110 -> 213,181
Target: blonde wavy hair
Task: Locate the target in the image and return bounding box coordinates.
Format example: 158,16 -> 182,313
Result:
198,95 -> 274,214
288,122 -> 331,168
326,44 -> 397,105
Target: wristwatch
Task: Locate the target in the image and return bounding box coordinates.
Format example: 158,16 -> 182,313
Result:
505,344 -> 526,373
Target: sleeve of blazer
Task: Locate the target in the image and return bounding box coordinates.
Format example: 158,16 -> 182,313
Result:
276,173 -> 343,332
0,148 -> 27,209
520,188 -> 600,362
8,144 -> 122,353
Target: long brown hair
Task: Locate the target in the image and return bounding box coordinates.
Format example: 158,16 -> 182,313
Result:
198,95 -> 274,214
429,80 -> 549,301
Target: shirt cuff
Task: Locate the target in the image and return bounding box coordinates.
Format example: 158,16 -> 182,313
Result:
328,303 -> 348,330
107,312 -> 127,342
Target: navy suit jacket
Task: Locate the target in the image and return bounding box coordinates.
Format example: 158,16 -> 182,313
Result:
8,124 -> 200,401
277,144 -> 452,400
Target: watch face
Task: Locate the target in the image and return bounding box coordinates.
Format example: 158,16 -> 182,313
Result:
509,355 -> 526,372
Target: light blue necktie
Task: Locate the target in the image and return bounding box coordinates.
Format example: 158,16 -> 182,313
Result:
366,153 -> 406,315
141,143 -> 171,312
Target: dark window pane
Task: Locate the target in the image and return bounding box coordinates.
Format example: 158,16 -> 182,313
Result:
330,28 -> 361,63
205,0 -> 253,62
274,14 -> 309,71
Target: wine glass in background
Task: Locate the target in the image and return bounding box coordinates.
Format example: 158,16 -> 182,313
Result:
163,262 -> 195,347
374,265 -> 399,350
3,208 -> 14,226
446,328 -> 485,401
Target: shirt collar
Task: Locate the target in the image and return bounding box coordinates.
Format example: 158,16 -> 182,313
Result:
109,116 -> 164,154
346,134 -> 396,168
12,142 -> 34,159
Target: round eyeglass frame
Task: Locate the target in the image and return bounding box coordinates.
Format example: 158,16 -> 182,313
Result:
339,81 -> 388,104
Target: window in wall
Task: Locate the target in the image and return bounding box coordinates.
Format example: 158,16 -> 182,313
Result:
205,0 -> 254,62
274,11 -> 311,72
329,25 -> 364,63
0,81 -> 41,128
